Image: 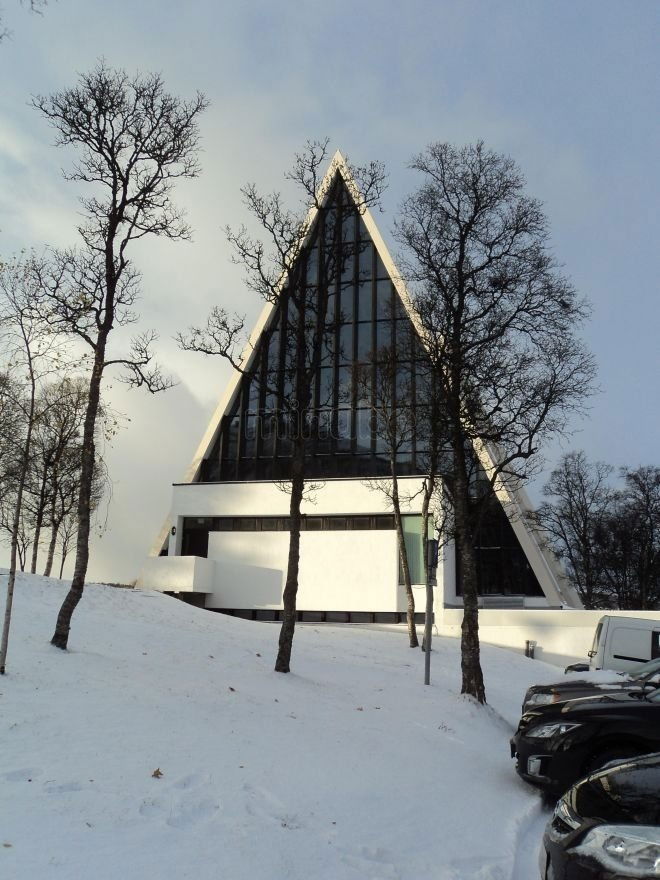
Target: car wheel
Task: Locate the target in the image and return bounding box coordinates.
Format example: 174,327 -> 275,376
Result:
585,746 -> 640,775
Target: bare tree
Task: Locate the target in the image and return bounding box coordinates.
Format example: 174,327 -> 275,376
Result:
32,63 -> 208,649
599,466 -> 660,610
179,141 -> 386,673
534,451 -> 614,608
356,346 -> 420,648
0,258 -> 63,674
396,142 -> 596,702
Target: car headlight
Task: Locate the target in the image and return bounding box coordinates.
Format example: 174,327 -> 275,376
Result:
526,720 -> 582,739
525,692 -> 556,707
548,796 -> 581,839
575,825 -> 660,877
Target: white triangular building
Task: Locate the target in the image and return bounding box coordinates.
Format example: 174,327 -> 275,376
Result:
138,152 -> 580,621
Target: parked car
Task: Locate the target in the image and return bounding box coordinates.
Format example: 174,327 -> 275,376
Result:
522,656 -> 660,713
540,753 -> 660,879
511,684 -> 660,793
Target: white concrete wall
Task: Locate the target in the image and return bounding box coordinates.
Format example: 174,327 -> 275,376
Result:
162,477 -> 424,611
136,555 -> 216,593
438,608 -> 660,668
169,476 -> 426,519
204,528 -> 400,611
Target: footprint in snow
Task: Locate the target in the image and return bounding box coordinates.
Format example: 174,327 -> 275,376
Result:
44,781 -> 84,794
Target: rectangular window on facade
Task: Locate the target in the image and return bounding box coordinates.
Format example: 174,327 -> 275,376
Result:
337,367 -> 352,405
339,324 -> 353,364
375,280 -> 393,319
336,409 -> 352,450
355,409 -> 372,454
358,243 -> 373,279
357,282 -> 372,321
356,321 -> 374,361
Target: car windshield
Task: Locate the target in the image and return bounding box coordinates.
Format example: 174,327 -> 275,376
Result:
627,657 -> 660,680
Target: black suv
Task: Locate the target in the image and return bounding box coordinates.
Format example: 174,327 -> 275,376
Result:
540,753 -> 660,879
511,685 -> 660,793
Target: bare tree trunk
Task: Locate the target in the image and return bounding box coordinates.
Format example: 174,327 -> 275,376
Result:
43,498 -> 59,577
30,468 -> 49,574
391,458 -> 418,648
58,546 -> 68,580
421,477 -> 435,683
453,448 -> 486,703
1,375 -> 37,675
275,448 -> 305,673
50,351 -> 104,649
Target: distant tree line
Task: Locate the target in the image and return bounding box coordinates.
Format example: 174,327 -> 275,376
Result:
534,451 -> 660,610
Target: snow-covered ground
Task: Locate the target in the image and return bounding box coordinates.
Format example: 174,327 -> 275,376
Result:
0,572 -> 562,880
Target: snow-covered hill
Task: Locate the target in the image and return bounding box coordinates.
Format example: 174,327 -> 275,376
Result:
0,572 -> 558,879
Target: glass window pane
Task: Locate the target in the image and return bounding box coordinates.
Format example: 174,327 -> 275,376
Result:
356,408 -> 372,453
375,280 -> 394,319
355,364 -> 372,407
356,321 -> 373,361
243,414 -> 257,457
357,282 -> 372,321
338,287 -> 354,323
375,251 -> 388,279
306,248 -> 318,284
339,323 -> 353,364
247,376 -> 261,412
358,243 -> 373,280
341,252 -> 354,284
325,292 -> 337,325
336,409 -> 352,451
260,412 -> 276,456
337,366 -> 352,405
376,320 -> 393,352
222,417 -> 239,459
318,367 -> 334,408
267,330 -> 280,368
342,209 -> 356,243
396,363 -> 414,403
319,328 -> 335,367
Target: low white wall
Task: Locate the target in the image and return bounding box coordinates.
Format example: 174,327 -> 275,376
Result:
438,608 -> 660,668
136,555 -> 216,593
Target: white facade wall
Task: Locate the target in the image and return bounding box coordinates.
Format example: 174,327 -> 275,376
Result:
160,476 -> 427,611
136,555 -> 215,593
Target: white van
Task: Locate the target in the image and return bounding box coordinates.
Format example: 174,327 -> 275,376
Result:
588,615 -> 660,672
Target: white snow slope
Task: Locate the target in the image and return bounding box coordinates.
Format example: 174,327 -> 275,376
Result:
0,572 -> 560,880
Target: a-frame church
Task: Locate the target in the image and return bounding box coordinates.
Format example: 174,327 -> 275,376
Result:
138,152 -> 581,620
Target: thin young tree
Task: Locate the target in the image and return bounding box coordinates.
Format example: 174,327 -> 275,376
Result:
179,141 -> 385,673
0,259 -> 63,674
32,63 -> 208,649
396,142 -> 596,702
355,345 -> 420,648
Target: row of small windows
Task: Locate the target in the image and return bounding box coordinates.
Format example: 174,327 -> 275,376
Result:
183,514 -> 397,533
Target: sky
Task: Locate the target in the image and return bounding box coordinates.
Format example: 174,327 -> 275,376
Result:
0,0 -> 658,582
